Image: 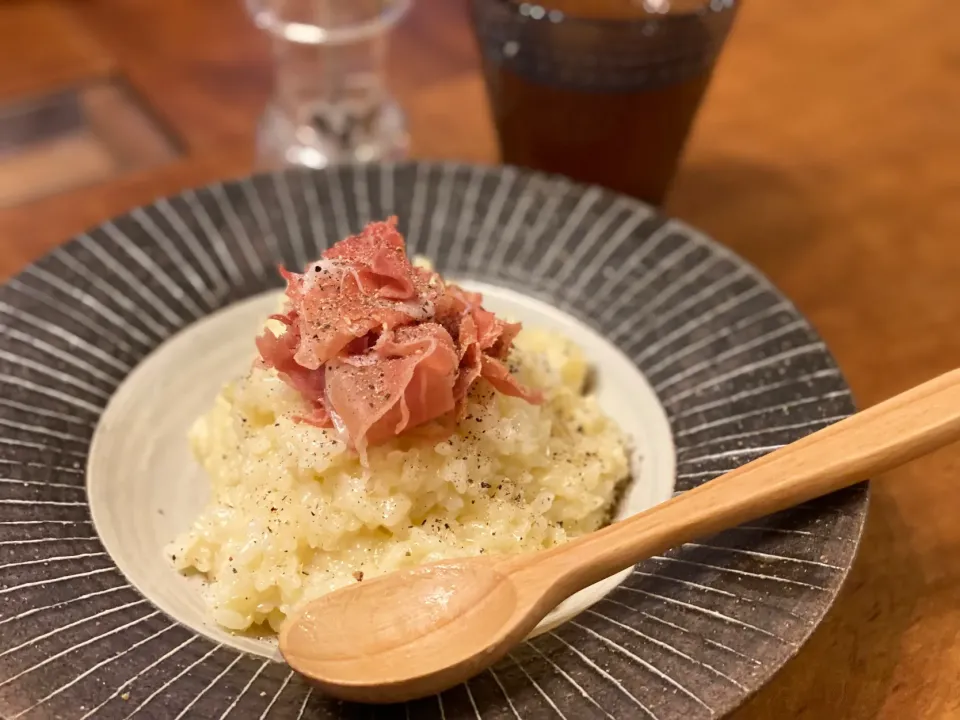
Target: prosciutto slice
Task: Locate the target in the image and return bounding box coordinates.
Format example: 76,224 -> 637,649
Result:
479,355 -> 542,403
325,324 -> 459,453
256,218 -> 542,452
436,284 -> 542,410
255,312 -> 330,421
321,218 -> 418,300
272,219 -> 441,370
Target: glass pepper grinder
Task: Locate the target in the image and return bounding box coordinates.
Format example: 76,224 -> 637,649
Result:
246,0 -> 411,169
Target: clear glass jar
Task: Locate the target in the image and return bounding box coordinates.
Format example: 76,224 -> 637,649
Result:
247,0 -> 411,169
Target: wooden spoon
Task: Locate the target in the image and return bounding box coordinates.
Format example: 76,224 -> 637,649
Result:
280,369 -> 960,703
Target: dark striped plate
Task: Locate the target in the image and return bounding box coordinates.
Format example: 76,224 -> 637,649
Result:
0,162 -> 865,719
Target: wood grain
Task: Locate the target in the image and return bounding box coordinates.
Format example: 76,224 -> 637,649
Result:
0,0 -> 958,717
0,0 -> 114,99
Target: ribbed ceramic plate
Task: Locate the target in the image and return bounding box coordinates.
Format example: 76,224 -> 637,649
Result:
0,161 -> 865,719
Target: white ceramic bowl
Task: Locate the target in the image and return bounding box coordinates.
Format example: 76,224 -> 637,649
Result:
87,281 -> 676,658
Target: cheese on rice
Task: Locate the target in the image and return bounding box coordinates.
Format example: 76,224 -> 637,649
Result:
167,328 -> 630,632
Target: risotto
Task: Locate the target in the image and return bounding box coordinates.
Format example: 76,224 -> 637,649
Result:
167,220 -> 631,633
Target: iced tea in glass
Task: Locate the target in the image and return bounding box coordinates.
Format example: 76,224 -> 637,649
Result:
470,0 -> 738,205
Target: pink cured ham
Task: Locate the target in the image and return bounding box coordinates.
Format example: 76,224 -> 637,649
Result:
321,218 -> 417,300
435,284 -> 520,358
324,324 -> 459,452
479,355 -> 543,404
451,313 -> 483,404
255,312 -> 330,425
436,284 -> 541,407
256,218 -> 542,452
276,218 -> 442,370
285,269 -> 430,371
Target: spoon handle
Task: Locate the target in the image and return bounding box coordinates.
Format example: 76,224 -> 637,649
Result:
533,369 -> 960,595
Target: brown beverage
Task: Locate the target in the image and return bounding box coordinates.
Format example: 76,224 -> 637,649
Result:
471,0 -> 736,205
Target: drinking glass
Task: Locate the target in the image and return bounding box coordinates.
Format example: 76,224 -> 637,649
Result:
247,0 -> 410,169
469,0 -> 738,205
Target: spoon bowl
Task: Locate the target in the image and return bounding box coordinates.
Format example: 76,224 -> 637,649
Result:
280,558 -> 542,703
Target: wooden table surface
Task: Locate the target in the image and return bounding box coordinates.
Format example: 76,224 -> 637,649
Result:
2,1 -> 959,717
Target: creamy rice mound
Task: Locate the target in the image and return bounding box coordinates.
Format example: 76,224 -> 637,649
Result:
168,327 -> 630,632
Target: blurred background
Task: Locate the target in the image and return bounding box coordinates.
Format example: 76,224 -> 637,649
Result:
0,1 -> 958,717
